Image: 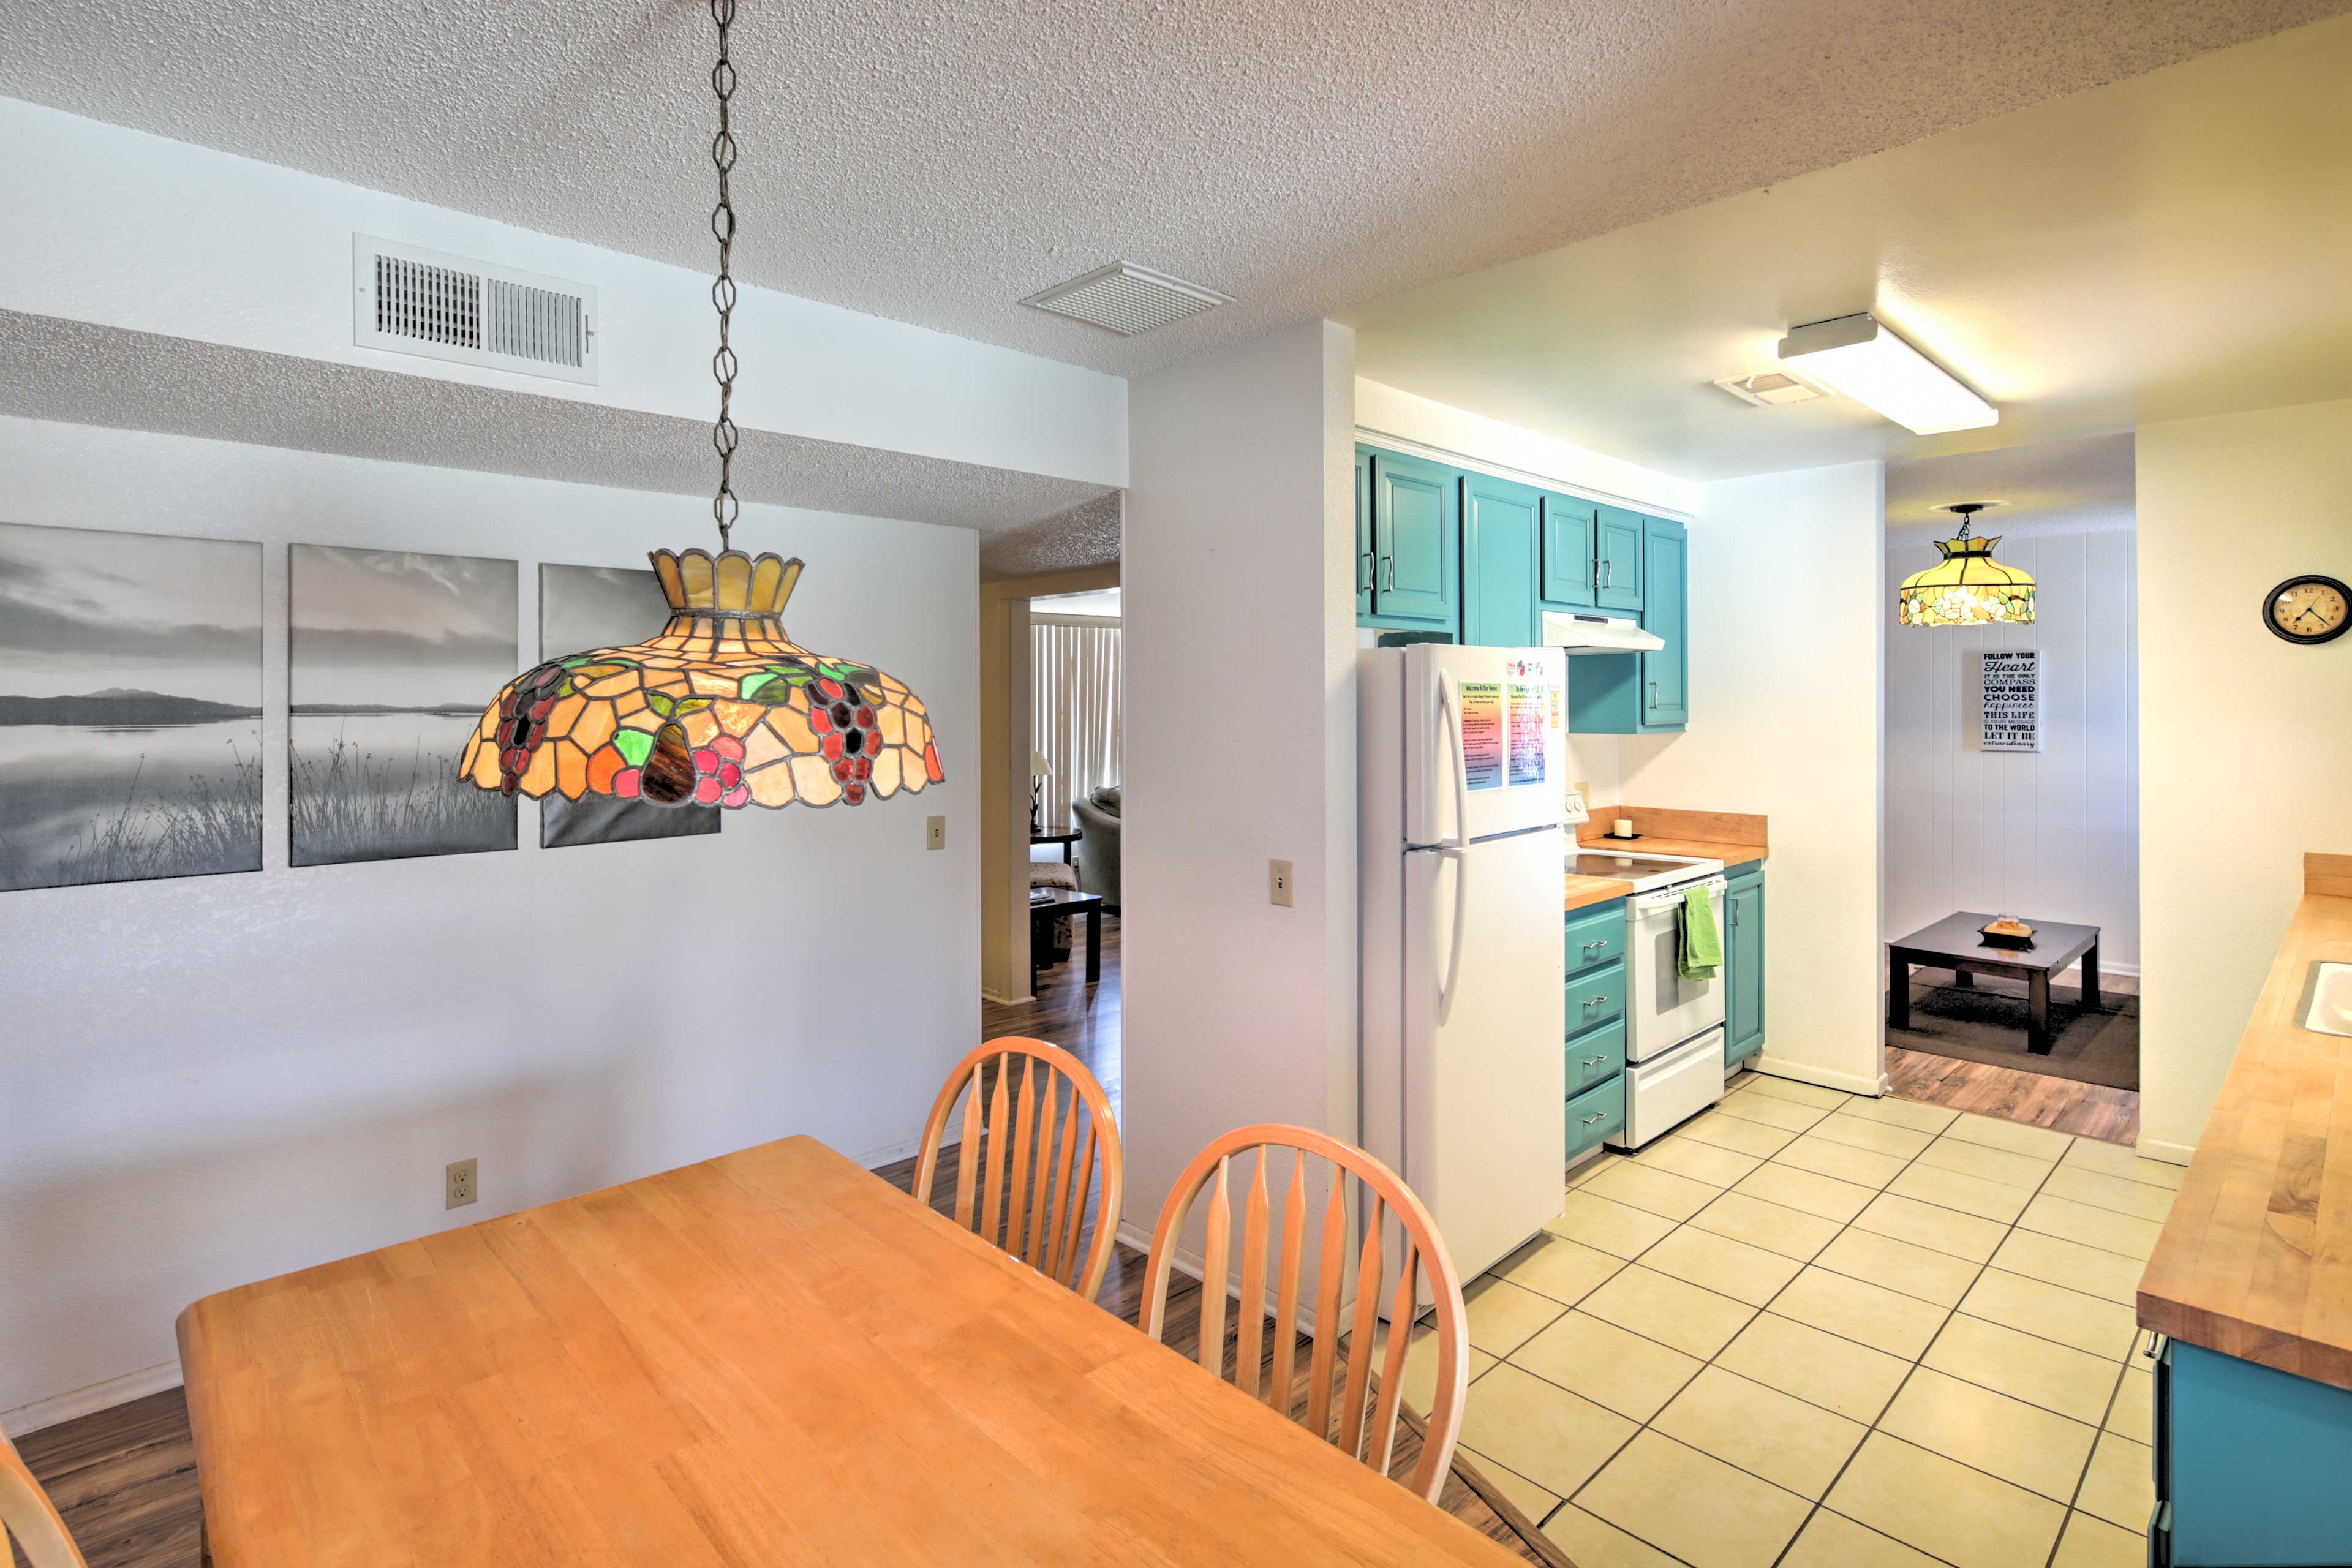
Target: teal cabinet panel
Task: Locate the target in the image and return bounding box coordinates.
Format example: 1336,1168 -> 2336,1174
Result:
1640,518 -> 1688,726
1725,870 -> 1765,1068
1461,472 -> 1542,647
1566,1074 -> 1627,1160
1596,507 -> 1644,611
1566,1018 -> 1627,1096
1567,960 -> 1626,1036
1565,900 -> 1627,978
2163,1338 -> 2352,1564
1369,450 -> 1458,628
1566,513 -> 1687,734
1354,448 -> 1372,618
1540,494 -> 1599,610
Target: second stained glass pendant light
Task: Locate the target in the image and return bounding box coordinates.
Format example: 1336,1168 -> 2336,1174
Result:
1896,502 -> 2036,629
457,0 -> 941,811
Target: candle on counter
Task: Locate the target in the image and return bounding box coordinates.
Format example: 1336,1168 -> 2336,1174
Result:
1613,818 -> 1634,839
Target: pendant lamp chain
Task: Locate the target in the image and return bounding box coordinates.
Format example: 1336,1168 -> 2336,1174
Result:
707,0 -> 741,552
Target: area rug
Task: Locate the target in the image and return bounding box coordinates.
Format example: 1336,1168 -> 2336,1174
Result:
1888,974 -> 2139,1090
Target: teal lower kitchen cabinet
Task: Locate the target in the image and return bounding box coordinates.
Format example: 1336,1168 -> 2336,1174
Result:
1567,515 -> 1687,733
1724,864 -> 1765,1070
2154,1336 -> 2352,1566
1564,898 -> 1629,1165
1461,472 -> 1543,647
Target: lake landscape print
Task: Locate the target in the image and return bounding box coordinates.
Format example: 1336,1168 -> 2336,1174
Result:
0,521 -> 263,893
290,545 -> 516,867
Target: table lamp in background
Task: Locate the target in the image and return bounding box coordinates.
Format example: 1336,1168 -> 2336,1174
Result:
1030,750 -> 1051,835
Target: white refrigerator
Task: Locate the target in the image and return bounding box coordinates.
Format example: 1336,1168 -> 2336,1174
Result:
1360,644 -> 1568,1286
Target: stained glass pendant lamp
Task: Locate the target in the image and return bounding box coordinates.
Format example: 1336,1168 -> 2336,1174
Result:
1897,503 -> 2036,628
458,0 -> 942,811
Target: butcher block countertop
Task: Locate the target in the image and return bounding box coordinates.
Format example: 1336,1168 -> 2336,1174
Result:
1565,805 -> 1769,913
2137,853 -> 2352,1391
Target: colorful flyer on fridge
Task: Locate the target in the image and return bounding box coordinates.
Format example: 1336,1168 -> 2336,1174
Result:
1459,680 -> 1503,791
1507,682 -> 1547,786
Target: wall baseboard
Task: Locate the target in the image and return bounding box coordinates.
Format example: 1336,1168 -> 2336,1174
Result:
855,1133 -> 925,1169
2,1360 -> 181,1438
2137,1138 -> 2196,1167
1752,1054 -> 1885,1098
981,986 -> 1034,1006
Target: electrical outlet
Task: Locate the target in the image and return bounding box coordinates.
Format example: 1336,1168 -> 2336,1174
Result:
1268,858 -> 1294,908
445,1157 -> 477,1210
925,815 -> 946,851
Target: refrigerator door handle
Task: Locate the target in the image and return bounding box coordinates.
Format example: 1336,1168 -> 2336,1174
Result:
1436,843 -> 1470,1024
1433,671 -> 1474,1024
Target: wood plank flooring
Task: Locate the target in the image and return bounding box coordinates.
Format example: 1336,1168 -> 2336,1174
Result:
18,913 -> 1558,1567
1885,970 -> 2141,1144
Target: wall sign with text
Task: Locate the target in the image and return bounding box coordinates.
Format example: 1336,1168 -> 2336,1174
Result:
1979,650 -> 2041,753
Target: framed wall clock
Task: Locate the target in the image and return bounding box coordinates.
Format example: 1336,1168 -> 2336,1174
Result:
2263,575 -> 2351,646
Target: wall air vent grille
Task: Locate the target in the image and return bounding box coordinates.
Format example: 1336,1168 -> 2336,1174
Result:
353,236 -> 598,385
1713,370 -> 1826,407
1020,261 -> 1232,337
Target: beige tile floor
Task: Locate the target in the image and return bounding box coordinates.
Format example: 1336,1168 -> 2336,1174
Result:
1406,1070 -> 2175,1568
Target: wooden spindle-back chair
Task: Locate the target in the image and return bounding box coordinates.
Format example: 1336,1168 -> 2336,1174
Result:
914,1038 -> 1123,1300
1140,1124 -> 1469,1503
1,1425 -> 90,1568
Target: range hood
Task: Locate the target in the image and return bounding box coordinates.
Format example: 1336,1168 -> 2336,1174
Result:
1543,611 -> 1664,654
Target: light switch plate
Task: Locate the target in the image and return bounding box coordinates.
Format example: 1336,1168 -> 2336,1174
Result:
925,815 -> 945,851
1268,859 -> 1294,907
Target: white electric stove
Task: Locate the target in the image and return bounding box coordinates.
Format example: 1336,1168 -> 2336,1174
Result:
1569,843 -> 1730,1148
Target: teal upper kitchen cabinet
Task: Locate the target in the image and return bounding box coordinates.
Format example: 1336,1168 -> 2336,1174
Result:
1596,507 -> 1644,612
1568,515 -> 1687,733
1540,494 -> 1599,611
1362,447 -> 1459,632
1354,448 -> 1371,618
1638,517 -> 1687,726
1724,865 -> 1765,1069
1461,472 -> 1542,648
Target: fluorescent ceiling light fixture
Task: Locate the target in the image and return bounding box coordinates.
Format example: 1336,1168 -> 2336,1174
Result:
1776,314 -> 1997,434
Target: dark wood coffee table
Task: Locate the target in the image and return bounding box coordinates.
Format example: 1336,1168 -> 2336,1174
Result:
1029,888 -> 1104,984
1887,912 -> 2101,1056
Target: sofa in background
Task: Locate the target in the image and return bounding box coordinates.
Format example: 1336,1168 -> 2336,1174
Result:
1071,786 -> 1120,913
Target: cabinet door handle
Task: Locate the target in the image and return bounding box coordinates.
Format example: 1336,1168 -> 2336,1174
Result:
1600,558 -> 1612,589
1583,994 -> 1608,1010
1648,681 -> 1658,710
1582,939 -> 1610,951
2142,1332 -> 2163,1360
1581,1111 -> 1607,1125
1358,552 -> 1374,592
1382,556 -> 1396,592
1581,1054 -> 1609,1067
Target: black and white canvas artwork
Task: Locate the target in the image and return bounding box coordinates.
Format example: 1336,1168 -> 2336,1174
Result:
537,562 -> 720,848
289,545 -> 518,866
0,521 -> 263,893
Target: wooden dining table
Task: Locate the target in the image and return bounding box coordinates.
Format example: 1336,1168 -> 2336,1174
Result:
178,1134 -> 1525,1566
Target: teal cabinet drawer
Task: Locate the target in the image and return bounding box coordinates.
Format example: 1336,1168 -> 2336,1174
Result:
1567,1075 -> 1626,1159
1566,1018 -> 1627,1096
1564,902 -> 1627,976
1566,960 -> 1626,1036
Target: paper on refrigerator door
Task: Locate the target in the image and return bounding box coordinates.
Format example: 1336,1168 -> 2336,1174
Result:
1459,680 -> 1504,791
1507,682 -> 1546,786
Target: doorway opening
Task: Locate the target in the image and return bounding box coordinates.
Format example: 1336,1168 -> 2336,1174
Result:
1879,435 -> 2141,1143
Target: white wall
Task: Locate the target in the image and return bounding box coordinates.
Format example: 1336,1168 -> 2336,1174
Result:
0,418 -> 978,1424
1354,379 -> 1702,519
1621,462 -> 1888,1093
2137,396 -> 2352,1161
0,97 -> 1126,488
1884,524 -> 2141,968
1122,322 -> 1357,1247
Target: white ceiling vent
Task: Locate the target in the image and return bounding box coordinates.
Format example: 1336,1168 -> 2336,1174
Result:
1020,262 -> 1232,336
353,236 -> 598,385
1713,370 -> 1826,407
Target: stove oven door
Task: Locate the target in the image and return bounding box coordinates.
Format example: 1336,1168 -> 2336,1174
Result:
1626,878 -> 1729,1061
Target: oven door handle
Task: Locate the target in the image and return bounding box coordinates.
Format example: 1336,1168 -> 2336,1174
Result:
1634,877 -> 1727,913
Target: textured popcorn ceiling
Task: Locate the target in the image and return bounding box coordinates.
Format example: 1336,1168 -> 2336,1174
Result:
1,0 -> 2339,379
0,311 -> 1112,540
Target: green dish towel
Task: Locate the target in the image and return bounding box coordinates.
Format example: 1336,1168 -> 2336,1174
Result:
1679,884 -> 1723,979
